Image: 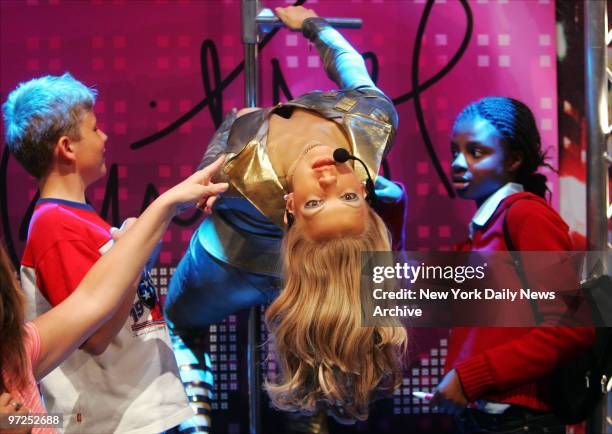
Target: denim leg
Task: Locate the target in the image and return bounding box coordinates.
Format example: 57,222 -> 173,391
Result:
164,231 -> 280,332
164,223 -> 280,433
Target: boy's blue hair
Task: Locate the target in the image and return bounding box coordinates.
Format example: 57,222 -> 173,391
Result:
453,96 -> 549,197
2,73 -> 97,179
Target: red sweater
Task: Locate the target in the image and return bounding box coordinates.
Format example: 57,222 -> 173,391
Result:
446,192 -> 595,411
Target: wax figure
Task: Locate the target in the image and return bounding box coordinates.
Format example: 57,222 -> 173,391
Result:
165,6 -> 408,424
430,97 -> 595,433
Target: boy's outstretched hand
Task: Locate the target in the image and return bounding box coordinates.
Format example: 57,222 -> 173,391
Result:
275,5 -> 318,30
163,156 -> 229,215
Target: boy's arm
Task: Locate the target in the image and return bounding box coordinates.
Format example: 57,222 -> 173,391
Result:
36,239 -> 135,356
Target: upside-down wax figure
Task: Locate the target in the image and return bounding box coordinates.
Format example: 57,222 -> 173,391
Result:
164,6 -> 408,424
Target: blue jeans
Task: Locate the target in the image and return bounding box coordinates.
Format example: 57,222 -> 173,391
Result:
164,216 -> 282,433
164,228 -> 281,332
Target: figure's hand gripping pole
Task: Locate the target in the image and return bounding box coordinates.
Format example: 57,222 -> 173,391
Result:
241,0 -> 362,107
255,8 -> 362,31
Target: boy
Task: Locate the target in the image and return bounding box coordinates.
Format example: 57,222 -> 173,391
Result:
3,73 -> 193,433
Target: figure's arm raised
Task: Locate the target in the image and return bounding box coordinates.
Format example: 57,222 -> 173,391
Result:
276,6 -> 377,92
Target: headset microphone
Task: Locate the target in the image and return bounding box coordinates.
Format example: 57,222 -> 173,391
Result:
333,148 -> 377,208
332,148 -> 352,163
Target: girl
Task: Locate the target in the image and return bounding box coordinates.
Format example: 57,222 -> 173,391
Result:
431,96 -> 595,433
0,161 -> 227,434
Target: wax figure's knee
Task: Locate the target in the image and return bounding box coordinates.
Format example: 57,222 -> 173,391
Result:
164,249 -> 279,330
165,279 -> 272,331
164,280 -> 218,330
164,258 -> 191,324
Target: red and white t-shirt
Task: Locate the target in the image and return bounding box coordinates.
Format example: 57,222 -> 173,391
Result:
21,198 -> 192,434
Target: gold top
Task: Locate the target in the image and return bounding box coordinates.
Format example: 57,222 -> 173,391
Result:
223,105 -> 393,227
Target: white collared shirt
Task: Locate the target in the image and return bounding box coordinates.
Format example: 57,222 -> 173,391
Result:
469,182 -> 524,239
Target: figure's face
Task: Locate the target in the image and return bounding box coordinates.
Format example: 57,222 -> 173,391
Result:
71,111 -> 108,185
287,144 -> 367,241
450,116 -> 514,206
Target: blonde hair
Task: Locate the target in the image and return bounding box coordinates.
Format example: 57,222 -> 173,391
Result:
265,208 -> 407,422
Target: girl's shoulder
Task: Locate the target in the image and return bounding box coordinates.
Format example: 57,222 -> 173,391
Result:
503,191 -> 551,214
502,192 -> 572,250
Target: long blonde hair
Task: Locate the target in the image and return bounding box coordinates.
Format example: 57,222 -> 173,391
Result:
0,242 -> 28,393
265,208 -> 407,422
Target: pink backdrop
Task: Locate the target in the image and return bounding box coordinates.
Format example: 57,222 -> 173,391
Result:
0,0 -> 561,429
1,0 -> 558,265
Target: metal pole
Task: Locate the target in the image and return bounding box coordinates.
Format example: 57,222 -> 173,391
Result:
584,1 -> 610,433
246,305 -> 261,434
244,44 -> 258,108
584,0 -> 608,258
241,2 -> 261,433
256,14 -> 362,29
242,0 -> 259,108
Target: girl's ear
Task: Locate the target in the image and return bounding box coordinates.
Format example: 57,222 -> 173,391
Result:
506,150 -> 523,174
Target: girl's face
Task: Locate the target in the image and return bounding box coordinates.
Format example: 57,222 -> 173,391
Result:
450,116 -> 515,206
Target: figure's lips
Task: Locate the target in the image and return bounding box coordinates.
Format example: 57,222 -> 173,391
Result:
312,157 -> 336,169
452,177 -> 470,190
